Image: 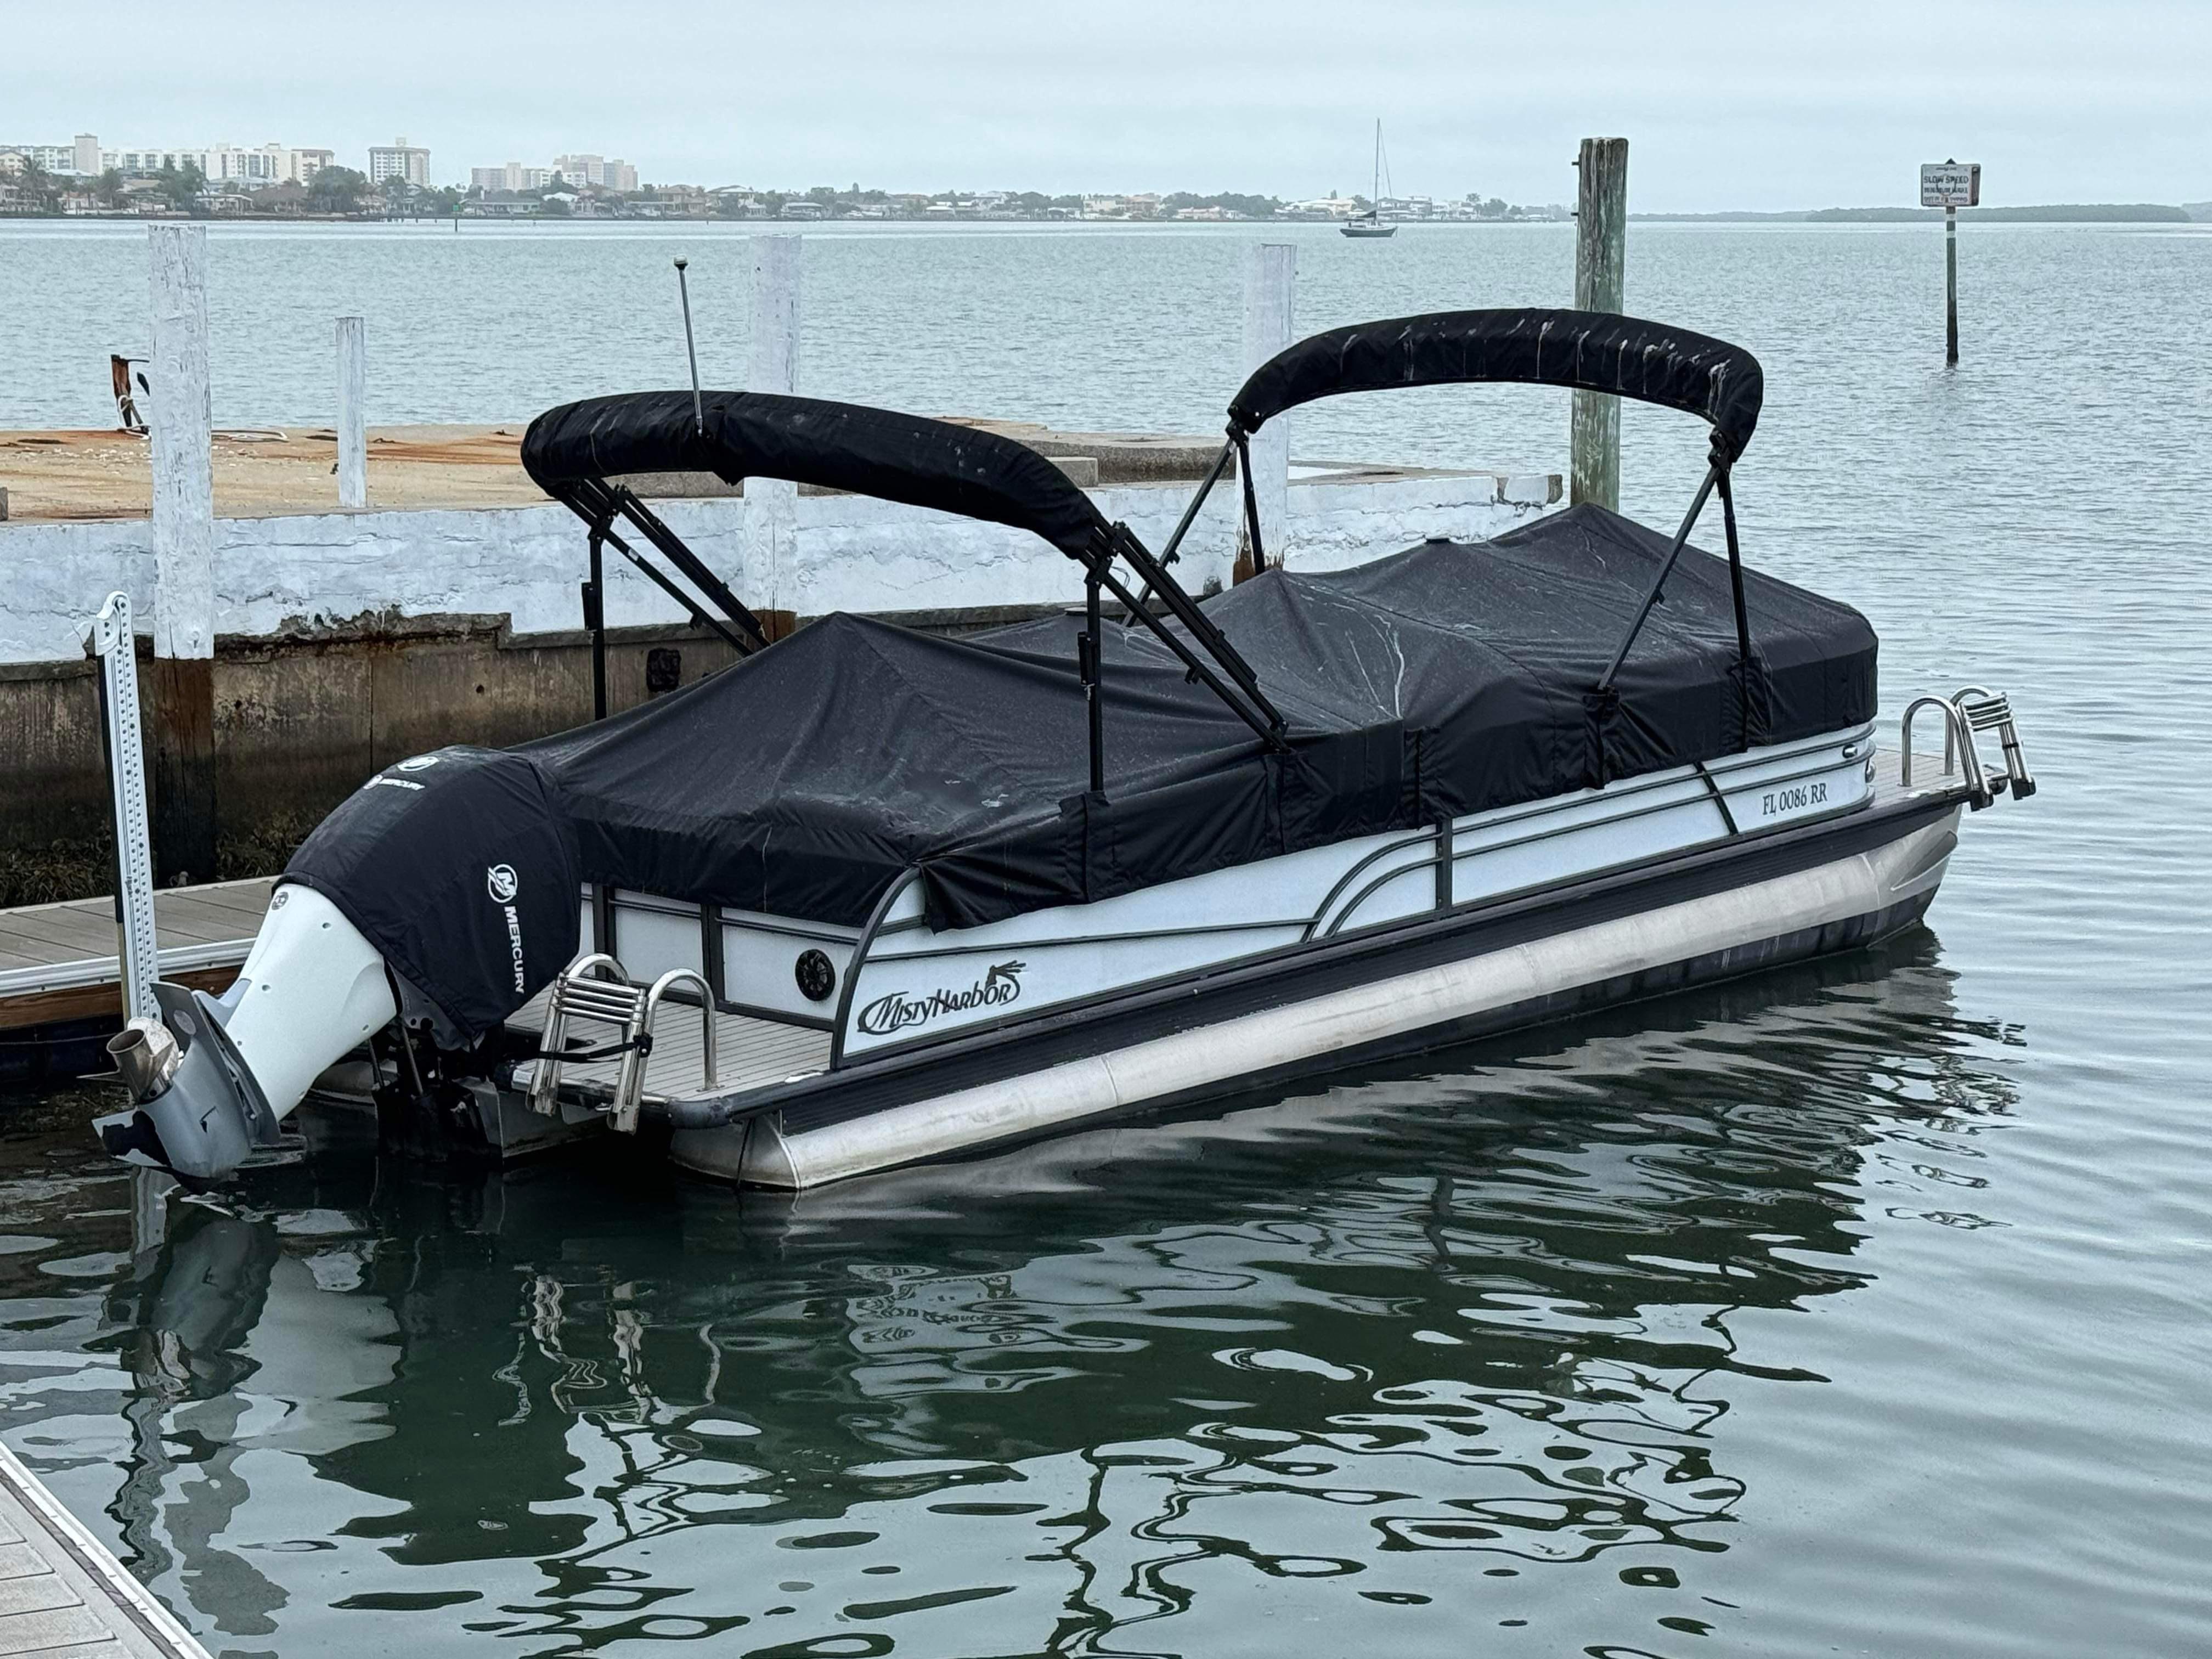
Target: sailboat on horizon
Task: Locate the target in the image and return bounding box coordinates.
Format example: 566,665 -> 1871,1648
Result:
1341,119 -> 1398,238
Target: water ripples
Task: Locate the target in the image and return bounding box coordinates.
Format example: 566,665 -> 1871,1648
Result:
4,222 -> 2211,1654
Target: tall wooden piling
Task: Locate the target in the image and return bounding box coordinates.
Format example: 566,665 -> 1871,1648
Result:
1571,137 -> 1628,512
336,315 -> 368,507
746,234 -> 802,636
146,225 -> 218,888
1238,242 -> 1296,581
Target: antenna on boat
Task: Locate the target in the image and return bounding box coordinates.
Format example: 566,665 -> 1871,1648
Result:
673,257 -> 704,435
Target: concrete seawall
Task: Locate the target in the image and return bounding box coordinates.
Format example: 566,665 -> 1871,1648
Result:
0,464 -> 1559,904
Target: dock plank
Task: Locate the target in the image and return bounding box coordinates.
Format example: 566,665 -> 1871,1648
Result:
0,878 -> 273,1032
0,912 -> 117,964
0,1440 -> 210,1657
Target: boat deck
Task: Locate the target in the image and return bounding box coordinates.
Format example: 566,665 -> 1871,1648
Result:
0,878 -> 273,1030
0,1439 -> 211,1657
505,988 -> 831,1104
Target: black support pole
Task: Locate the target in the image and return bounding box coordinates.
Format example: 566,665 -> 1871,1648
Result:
1125,438 -> 1235,627
1081,573 -> 1105,795
1715,469 -> 1754,746
584,529 -> 608,721
1595,464 -> 1720,692
1234,432 -> 1267,578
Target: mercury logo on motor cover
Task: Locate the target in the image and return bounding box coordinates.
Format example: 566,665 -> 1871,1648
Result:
486,864 -> 526,991
857,960 -> 1025,1036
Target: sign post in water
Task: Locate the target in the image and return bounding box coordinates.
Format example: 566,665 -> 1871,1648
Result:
1920,160 -> 1982,365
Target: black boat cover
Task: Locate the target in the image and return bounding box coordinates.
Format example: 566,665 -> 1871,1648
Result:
1231,308 -> 1764,465
284,504 -> 1875,1037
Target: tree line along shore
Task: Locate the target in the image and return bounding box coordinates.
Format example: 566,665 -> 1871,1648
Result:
1,159 -> 2201,224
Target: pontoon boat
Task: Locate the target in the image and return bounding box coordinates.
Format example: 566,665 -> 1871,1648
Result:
94,309 -> 2035,1188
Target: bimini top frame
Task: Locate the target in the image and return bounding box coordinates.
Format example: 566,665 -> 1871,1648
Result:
522,390 -> 1288,776
1154,306 -> 1769,721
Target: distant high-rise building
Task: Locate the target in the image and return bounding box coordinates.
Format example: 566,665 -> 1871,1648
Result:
471,162 -> 555,193
552,153 -> 639,193
367,137 -> 430,188
1,142 -> 87,174
2,135 -> 331,185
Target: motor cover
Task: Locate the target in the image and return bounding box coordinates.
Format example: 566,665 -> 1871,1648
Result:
282,747 -> 582,1037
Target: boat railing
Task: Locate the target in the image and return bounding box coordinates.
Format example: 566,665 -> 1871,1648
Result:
1948,685 -> 2038,801
1903,691 -> 2021,810
528,957 -> 720,1131
634,969 -> 718,1132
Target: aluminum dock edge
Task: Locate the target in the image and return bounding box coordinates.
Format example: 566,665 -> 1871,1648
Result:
0,1438 -> 212,1658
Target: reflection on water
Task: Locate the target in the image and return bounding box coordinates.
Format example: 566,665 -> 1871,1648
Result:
1,934 -> 2027,1655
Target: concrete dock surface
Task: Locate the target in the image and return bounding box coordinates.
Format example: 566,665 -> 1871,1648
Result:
0,418 -> 1258,523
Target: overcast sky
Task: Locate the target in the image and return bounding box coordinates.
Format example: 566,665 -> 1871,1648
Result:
7,1 -> 2205,209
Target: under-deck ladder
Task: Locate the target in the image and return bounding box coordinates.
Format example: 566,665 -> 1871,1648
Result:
528,956 -> 718,1132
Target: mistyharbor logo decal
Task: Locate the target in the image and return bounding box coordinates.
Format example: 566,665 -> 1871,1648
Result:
487,864 -> 525,991
857,960 -> 1026,1037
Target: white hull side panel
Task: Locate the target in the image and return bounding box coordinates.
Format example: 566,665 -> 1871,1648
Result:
842,727 -> 1872,1060
669,809 -> 1957,1190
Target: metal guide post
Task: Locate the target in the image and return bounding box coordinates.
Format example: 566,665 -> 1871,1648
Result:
83,590 -> 161,1020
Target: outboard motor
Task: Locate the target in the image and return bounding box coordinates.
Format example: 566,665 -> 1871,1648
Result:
93,745 -> 582,1182
95,884 -> 397,1180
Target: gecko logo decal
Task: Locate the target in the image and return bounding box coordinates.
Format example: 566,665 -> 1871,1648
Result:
857,960 -> 1026,1037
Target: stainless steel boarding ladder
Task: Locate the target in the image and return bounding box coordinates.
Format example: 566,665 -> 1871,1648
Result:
527,955 -> 719,1133
1901,685 -> 2036,809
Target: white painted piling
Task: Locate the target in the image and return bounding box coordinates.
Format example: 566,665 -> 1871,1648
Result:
336,315 -> 367,508
1240,241 -> 1295,574
148,227 -> 213,662
146,225 -> 218,886
746,234 -> 802,628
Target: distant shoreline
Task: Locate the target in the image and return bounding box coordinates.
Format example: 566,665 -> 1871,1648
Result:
1636,203 -> 2199,224
2,201 -> 2204,227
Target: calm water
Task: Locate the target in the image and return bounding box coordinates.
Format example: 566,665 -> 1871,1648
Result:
3,221 -> 2211,1656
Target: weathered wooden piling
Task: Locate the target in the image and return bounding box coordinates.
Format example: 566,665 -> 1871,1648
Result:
1572,137 -> 1628,512
1238,241 -> 1295,580
746,234 -> 802,635
146,225 -> 217,888
336,315 -> 367,507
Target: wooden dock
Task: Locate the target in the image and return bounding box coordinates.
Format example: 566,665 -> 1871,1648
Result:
0,878 -> 272,1030
0,1439 -> 211,1657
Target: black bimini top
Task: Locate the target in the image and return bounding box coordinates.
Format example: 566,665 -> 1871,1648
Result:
523,390 -> 1115,558
1230,307 -> 1764,464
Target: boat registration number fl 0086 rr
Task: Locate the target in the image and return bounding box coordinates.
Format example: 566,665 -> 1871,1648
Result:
857,960 -> 1026,1036
1762,781 -> 1827,817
